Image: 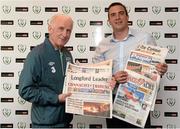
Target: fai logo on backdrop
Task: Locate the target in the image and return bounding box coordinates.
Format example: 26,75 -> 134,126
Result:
2,5 -> 11,14
32,5 -> 41,14
2,56 -> 11,65
32,31 -> 41,40
17,122 -> 26,129
167,19 -> 176,28
18,44 -> 27,53
167,98 -> 176,107
77,45 -> 86,53
62,6 -> 71,14
77,122 -> 85,129
2,108 -> 11,117
2,31 -> 11,40
166,72 -> 176,80
152,110 -> 160,119
3,83 -> 12,92
18,19 -> 27,27
166,45 -> 176,54
152,6 -> 161,15
126,6 -> 131,13
92,6 -> 101,15
137,19 -> 146,28
77,19 -> 86,28
152,32 -> 161,40
18,97 -> 26,105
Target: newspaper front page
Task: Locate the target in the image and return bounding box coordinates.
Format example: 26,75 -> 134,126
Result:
113,44 -> 168,127
63,60 -> 113,118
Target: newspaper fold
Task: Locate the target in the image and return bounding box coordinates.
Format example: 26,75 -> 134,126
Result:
113,44 -> 168,128
63,60 -> 113,118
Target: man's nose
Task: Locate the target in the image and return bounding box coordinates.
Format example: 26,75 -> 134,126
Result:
62,30 -> 67,37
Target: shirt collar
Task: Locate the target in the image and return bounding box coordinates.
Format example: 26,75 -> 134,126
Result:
110,28 -> 135,43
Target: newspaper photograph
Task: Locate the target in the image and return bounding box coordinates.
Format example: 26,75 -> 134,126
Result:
113,44 -> 168,127
63,60 -> 113,118
113,72 -> 156,127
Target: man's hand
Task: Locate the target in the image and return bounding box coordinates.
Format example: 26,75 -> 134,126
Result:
114,71 -> 128,84
156,63 -> 168,76
58,93 -> 72,103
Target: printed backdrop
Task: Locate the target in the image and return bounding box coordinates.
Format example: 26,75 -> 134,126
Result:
0,0 -> 179,128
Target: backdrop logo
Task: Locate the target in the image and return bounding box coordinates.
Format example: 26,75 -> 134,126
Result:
2,56 -> 11,65
18,97 -> 26,105
17,122 -> 26,129
32,31 -> 41,40
166,72 -> 176,80
32,5 -> 41,14
77,45 -> 86,53
137,19 -> 146,28
152,6 -> 161,14
167,19 -> 176,28
18,19 -> 27,27
77,122 -> 85,129
167,98 -> 176,107
126,6 -> 131,13
152,32 -> 161,40
152,110 -> 160,119
77,19 -> 86,28
2,5 -> 11,14
2,31 -> 11,40
167,124 -> 176,129
92,6 -> 101,15
2,108 -> 11,117
18,44 -> 27,53
167,45 -> 176,54
18,71 -> 21,77
62,6 -> 71,14
3,83 -> 12,92
107,21 -> 111,28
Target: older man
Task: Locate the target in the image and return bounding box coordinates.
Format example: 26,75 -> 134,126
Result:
19,13 -> 73,128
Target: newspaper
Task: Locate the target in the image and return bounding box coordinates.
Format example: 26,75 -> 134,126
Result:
63,60 -> 113,118
113,44 -> 168,128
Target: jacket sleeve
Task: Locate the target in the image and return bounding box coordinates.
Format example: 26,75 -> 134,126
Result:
18,51 -> 60,106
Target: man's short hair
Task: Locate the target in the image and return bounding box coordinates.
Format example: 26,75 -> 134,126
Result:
108,2 -> 128,18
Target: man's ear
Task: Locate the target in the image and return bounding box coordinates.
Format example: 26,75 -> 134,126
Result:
48,25 -> 53,33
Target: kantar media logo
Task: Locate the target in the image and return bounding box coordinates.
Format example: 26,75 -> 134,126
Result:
2,31 -> 11,40
137,19 -> 146,28
2,108 -> 11,117
167,45 -> 176,54
152,32 -> 161,40
62,5 -> 71,14
167,19 -> 176,28
3,82 -> 12,92
32,5 -> 41,14
92,6 -> 101,15
18,19 -> 27,27
2,56 -> 11,65
2,5 -> 11,14
77,19 -> 86,28
152,110 -> 160,119
17,122 -> 26,129
152,6 -> 161,15
167,98 -> 176,107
